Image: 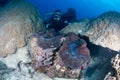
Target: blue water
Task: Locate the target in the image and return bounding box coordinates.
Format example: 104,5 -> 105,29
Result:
27,0 -> 120,19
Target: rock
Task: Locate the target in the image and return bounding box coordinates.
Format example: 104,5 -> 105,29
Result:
85,11 -> 120,51
27,30 -> 64,74
3,71 -> 52,80
28,31 -> 90,78
61,11 -> 120,51
57,33 -> 90,78
60,18 -> 91,35
104,72 -> 116,80
0,45 -> 52,80
2,61 -> 52,80
110,54 -> 120,79
27,30 -> 63,70
0,61 -> 14,74
58,33 -> 90,69
0,0 -> 45,57
0,46 -> 31,69
53,78 -> 78,80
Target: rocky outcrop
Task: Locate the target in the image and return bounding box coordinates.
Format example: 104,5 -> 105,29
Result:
104,54 -> 120,80
0,46 -> 52,80
60,18 -> 91,35
0,38 -> 87,80
28,31 -> 90,78
85,11 -> 120,51
61,11 -> 120,51
0,0 -> 45,57
0,46 -> 31,69
27,30 -> 90,78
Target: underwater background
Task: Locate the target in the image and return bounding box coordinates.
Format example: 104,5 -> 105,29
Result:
27,0 -> 120,19
0,0 -> 120,80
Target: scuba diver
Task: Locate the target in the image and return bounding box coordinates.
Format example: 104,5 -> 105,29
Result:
61,8 -> 77,23
45,8 -> 77,32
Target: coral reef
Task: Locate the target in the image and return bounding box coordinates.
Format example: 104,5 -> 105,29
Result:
60,18 -> 91,34
111,54 -> 120,79
0,46 -> 52,80
0,0 -> 45,57
104,54 -> 120,80
58,33 -> 90,70
28,30 -> 63,71
1,9 -> 120,80
61,11 -> 120,51
54,33 -> 90,78
0,45 -> 79,80
28,31 -> 90,78
0,46 -> 31,69
104,72 -> 116,80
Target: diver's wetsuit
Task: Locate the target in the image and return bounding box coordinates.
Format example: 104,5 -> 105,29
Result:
47,19 -> 67,32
